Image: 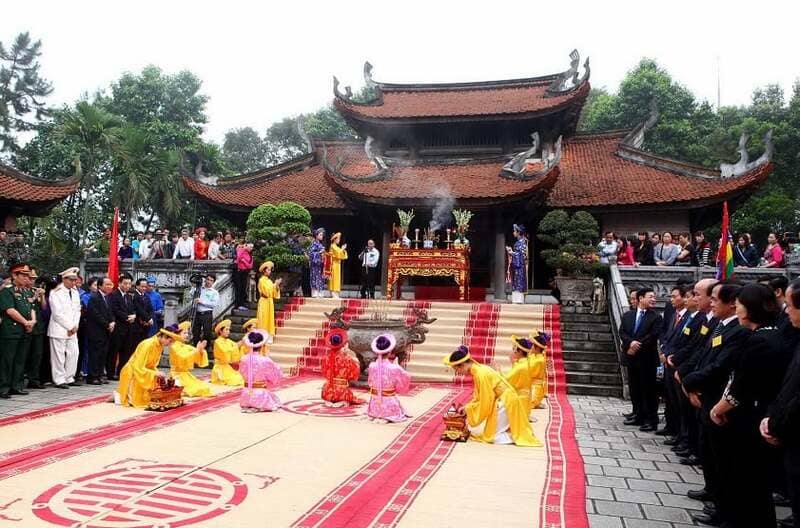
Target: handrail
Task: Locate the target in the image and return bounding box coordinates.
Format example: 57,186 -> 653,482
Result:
607,264 -> 630,399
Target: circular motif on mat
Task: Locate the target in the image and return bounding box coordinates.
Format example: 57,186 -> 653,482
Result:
282,398 -> 363,417
32,464 -> 247,527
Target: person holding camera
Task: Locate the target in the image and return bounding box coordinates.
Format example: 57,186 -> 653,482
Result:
359,239 -> 380,299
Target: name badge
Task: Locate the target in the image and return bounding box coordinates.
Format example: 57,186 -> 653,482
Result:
712,335 -> 722,347
700,326 -> 709,336
683,327 -> 691,336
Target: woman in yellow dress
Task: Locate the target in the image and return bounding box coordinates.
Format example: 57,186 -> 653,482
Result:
212,319 -> 244,386
328,232 -> 347,299
528,330 -> 549,409
239,318 -> 257,358
116,325 -> 181,408
257,261 -> 282,336
443,345 -> 542,447
169,321 -> 212,397
504,335 -> 535,413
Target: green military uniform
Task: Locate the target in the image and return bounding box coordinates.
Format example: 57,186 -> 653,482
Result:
25,289 -> 46,386
0,283 -> 33,395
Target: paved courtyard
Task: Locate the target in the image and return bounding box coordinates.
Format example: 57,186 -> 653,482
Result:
572,395 -> 792,528
4,386 -> 792,527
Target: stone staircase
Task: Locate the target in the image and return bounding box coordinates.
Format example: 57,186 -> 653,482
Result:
560,307 -> 623,397
228,298 -> 550,383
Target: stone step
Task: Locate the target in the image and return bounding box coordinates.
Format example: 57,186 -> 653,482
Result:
560,331 -> 613,342
566,383 -> 623,398
563,360 -> 620,373
562,350 -> 619,363
566,371 -> 622,387
559,313 -> 610,324
561,340 -> 615,352
560,322 -> 611,333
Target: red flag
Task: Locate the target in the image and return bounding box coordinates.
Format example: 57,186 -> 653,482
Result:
107,208 -> 120,286
716,201 -> 735,280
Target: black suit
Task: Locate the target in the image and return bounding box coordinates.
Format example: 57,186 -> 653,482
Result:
668,311 -> 707,451
682,318 -> 750,509
107,289 -> 136,377
131,289 -> 154,346
715,327 -> 790,527
86,291 -> 113,379
769,344 -> 800,525
619,308 -> 663,425
660,310 -> 690,435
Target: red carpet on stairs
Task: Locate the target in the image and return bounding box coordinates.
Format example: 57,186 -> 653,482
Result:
461,303 -> 501,365
276,296 -> 305,328
414,286 -> 487,301
292,299 -> 368,375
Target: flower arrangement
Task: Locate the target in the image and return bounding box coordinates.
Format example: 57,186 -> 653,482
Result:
452,209 -> 473,245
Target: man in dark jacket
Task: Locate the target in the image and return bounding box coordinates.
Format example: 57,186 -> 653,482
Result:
86,277 -> 115,385
131,278 -> 154,349
682,281 -> 750,526
107,273 -> 135,379
658,284 -> 691,439
619,287 -> 663,431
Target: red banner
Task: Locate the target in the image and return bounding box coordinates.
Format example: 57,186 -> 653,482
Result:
107,208 -> 119,286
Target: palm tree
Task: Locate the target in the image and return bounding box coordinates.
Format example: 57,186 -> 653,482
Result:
58,101 -> 123,246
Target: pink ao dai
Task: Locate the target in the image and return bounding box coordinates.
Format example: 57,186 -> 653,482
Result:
367,358 -> 411,422
239,353 -> 283,411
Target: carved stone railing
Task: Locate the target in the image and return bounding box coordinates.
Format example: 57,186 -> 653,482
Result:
607,265 -> 631,399
616,265 -> 800,305
82,259 -> 239,326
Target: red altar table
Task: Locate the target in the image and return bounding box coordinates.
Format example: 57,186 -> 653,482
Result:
385,245 -> 471,301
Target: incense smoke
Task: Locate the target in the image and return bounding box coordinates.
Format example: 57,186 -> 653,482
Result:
428,184 -> 455,231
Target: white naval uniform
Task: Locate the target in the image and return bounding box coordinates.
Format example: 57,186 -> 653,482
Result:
47,284 -> 82,385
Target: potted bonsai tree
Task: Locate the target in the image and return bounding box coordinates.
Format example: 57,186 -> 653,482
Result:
246,201 -> 312,295
537,209 -> 604,304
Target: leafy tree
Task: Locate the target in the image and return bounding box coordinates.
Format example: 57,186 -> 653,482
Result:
222,127 -> 270,173
0,32 -> 53,152
537,210 -> 603,277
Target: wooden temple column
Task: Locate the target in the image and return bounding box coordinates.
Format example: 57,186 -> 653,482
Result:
493,217 -> 507,302
381,224 -> 391,298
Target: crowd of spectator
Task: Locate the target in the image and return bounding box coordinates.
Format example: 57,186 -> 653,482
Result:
85,227 -> 241,262
599,230 -> 789,268
619,275 -> 800,527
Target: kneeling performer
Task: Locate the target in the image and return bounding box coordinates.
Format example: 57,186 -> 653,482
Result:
443,345 -> 541,447
367,333 -> 411,422
239,329 -> 283,412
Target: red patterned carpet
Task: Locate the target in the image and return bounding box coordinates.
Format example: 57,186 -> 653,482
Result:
0,306 -> 587,528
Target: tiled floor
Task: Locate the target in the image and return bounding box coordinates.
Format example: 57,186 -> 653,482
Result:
571,395 -> 792,527
0,379 -> 119,418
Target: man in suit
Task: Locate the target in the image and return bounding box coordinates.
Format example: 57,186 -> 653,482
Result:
107,273 -> 135,379
668,279 -> 716,463
131,278 -> 154,349
658,284 -> 691,439
86,277 -> 115,385
621,289 -> 639,420
619,287 -> 663,431
682,281 -> 750,526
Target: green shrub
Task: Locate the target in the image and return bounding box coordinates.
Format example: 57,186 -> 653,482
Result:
537,209 -> 605,277
246,201 -> 312,271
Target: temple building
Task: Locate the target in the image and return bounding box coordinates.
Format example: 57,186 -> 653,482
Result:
0,163 -> 80,231
182,51 -> 773,297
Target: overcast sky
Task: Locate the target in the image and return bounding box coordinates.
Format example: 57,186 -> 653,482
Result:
5,1 -> 799,143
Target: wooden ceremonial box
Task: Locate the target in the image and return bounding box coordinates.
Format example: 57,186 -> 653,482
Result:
147,386 -> 184,412
441,407 -> 471,442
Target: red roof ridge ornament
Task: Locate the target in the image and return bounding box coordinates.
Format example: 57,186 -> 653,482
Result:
546,49 -> 590,95
503,133 -> 562,180
720,130 -> 774,178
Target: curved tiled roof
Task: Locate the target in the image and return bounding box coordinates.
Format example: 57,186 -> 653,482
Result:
335,78 -> 590,120
184,135 -> 771,211
548,132 -> 772,207
180,156 -> 346,210
0,163 -> 79,203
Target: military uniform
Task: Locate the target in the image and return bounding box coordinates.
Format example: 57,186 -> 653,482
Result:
25,286 -> 47,388
0,276 -> 33,397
